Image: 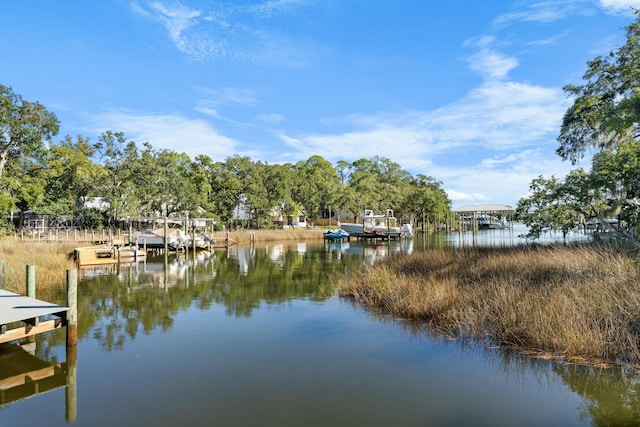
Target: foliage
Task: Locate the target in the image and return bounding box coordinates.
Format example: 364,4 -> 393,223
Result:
0,85 -> 59,179
557,12 -> 640,163
0,86 -> 454,232
0,85 -> 59,220
520,13 -> 640,239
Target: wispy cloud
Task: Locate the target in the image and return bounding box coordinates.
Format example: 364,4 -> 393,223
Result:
466,49 -> 519,80
493,1 -> 593,27
197,87 -> 259,106
132,0 -> 318,65
598,0 -> 640,15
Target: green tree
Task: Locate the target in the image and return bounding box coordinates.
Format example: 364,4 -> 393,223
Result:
93,131 -> 140,224
0,85 -> 59,179
0,85 -> 59,227
43,135 -> 105,219
557,12 -> 640,163
552,12 -> 640,237
591,140 -> 640,235
293,155 -> 341,221
403,174 -> 451,228
516,173 -> 600,240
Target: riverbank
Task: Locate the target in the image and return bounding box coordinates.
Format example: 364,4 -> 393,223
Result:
337,243 -> 640,369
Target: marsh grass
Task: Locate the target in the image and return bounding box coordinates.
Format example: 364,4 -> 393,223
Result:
338,243 -> 640,368
0,240 -> 78,296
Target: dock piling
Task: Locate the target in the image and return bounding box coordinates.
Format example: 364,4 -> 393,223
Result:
26,265 -> 36,298
0,259 -> 4,290
66,269 -> 78,347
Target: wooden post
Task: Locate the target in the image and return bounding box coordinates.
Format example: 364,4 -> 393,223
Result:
66,269 -> 78,347
164,216 -> 169,254
0,259 -> 5,290
26,264 -> 36,298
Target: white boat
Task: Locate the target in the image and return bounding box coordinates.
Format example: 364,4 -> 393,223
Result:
477,216 -> 509,230
339,209 -> 412,237
132,228 -> 189,250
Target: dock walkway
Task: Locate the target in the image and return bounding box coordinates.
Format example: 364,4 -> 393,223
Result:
0,290 -> 69,344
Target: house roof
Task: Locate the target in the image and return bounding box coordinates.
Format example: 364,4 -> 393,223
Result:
453,204 -> 514,213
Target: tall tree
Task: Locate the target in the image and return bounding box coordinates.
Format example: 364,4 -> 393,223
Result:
403,174 -> 451,226
293,155 -> 340,221
557,12 -> 640,163
0,85 -> 59,179
43,135 -> 104,218
93,131 -> 139,223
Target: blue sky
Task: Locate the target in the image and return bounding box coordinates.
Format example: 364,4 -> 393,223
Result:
2,0 -> 639,208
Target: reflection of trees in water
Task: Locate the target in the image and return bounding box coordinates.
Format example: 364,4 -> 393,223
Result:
73,244 -> 360,352
554,364 -> 640,427
357,299 -> 640,427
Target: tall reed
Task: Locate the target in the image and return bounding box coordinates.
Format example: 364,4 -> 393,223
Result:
0,240 -> 77,294
338,243 -> 640,367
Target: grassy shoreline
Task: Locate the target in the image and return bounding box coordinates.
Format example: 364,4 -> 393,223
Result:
337,243 -> 640,369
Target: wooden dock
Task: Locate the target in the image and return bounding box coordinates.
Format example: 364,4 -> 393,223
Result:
0,290 -> 69,345
74,245 -> 147,267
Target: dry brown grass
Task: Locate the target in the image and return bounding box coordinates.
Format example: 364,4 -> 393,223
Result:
0,240 -> 78,294
338,243 -> 640,368
213,228 -> 326,243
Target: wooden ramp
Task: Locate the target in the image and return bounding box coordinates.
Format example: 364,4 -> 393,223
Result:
0,290 -> 69,344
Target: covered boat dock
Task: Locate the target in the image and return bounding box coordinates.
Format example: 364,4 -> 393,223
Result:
453,204 -> 514,232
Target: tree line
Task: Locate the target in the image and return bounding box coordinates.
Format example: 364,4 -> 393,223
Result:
0,90 -> 450,231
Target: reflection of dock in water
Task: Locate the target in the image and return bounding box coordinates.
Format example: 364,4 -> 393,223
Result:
0,342 -> 77,421
80,252 -> 218,289
325,239 -> 414,263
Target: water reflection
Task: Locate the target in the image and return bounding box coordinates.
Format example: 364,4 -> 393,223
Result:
3,238 -> 638,426
0,342 -> 76,421
364,303 -> 640,426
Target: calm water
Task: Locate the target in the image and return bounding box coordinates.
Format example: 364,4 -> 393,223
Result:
0,231 -> 638,427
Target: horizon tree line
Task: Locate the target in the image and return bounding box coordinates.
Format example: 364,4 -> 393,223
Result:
0,86 -> 451,231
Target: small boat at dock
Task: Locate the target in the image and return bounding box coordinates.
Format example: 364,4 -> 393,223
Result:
339,209 -> 413,238
324,229 -> 350,241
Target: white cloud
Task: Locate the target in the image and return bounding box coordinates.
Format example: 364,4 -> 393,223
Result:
466,49 -> 519,80
85,109 -> 239,159
133,0 -> 317,65
436,149 -> 576,207
598,0 -> 640,14
275,66 -> 568,206
493,1 -> 592,26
